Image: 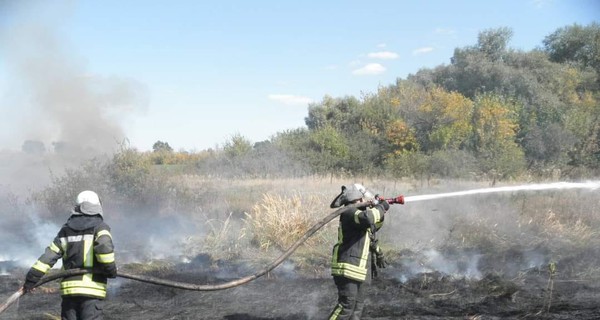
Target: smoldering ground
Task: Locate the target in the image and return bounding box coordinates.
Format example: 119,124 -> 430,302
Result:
2,2 -> 600,318
2,180 -> 600,319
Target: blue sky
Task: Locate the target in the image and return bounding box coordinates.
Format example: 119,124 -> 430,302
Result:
0,0 -> 598,152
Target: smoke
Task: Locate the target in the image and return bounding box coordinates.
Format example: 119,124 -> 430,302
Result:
304,289 -> 326,320
397,249 -> 483,282
381,180 -> 598,281
8,228 -> 62,269
0,187 -> 62,271
0,259 -> 16,276
112,214 -> 203,264
0,0 -> 148,194
0,1 -> 158,276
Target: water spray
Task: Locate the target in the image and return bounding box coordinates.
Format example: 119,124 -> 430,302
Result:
2,181 -> 599,314
403,181 -> 600,203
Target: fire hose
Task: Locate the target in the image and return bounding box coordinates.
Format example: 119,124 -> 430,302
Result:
0,196 -> 404,314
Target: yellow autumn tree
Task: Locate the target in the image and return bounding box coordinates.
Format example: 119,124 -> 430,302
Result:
386,119 -> 419,154
470,93 -> 525,179
379,82 -> 473,152
418,87 -> 474,150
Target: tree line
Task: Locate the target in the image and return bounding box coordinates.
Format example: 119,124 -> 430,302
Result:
25,23 -> 599,182
268,23 -> 600,181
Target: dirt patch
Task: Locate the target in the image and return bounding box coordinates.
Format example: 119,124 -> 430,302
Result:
2,264 -> 600,320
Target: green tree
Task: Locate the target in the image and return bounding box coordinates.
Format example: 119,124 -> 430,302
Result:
223,133 -> 252,159
106,146 -> 152,203
476,27 -> 513,62
543,23 -> 600,78
304,94 -> 394,174
384,151 -> 430,181
563,88 -> 600,170
428,149 -> 478,179
423,27 -> 515,98
273,127 -> 347,176
308,126 -> 350,174
305,95 -> 362,133
152,141 -> 173,152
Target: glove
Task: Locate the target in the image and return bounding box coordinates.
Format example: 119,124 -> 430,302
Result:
106,264 -> 118,279
371,255 -> 379,279
369,238 -> 378,253
23,280 -> 37,293
375,251 -> 387,269
106,268 -> 117,279
94,265 -> 117,279
380,199 -> 390,211
374,194 -> 390,211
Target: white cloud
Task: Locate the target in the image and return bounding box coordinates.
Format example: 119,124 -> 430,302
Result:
268,94 -> 314,106
352,63 -> 386,76
412,47 -> 434,55
367,51 -> 399,59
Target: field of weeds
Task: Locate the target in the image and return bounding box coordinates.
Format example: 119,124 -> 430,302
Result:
2,176 -> 600,319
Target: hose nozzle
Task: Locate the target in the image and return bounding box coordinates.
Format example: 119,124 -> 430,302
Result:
386,195 -> 405,205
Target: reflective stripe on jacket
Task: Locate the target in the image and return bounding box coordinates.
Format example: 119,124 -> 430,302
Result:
331,205 -> 384,282
26,215 -> 116,299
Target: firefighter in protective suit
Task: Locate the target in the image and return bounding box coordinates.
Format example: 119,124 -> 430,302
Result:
23,190 -> 117,320
328,184 -> 389,320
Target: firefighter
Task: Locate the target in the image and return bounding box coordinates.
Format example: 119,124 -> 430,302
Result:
22,190 -> 117,320
328,183 -> 389,320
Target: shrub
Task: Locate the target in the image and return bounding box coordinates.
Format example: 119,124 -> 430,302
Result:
244,193 -> 335,255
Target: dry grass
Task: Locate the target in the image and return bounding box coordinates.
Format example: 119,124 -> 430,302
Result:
200,213 -> 248,261
171,177 -> 600,278
119,259 -> 176,274
244,192 -> 335,254
516,192 -> 600,250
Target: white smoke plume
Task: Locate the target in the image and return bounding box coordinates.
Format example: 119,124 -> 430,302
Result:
0,1 -> 154,273
0,188 -> 61,270
0,0 -> 148,194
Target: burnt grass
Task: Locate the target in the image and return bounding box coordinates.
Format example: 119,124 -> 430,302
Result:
2,252 -> 600,320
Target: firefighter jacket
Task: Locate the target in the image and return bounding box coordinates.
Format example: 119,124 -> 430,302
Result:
25,214 -> 117,299
331,203 -> 386,282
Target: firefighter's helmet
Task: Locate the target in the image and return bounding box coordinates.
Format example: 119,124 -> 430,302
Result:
74,190 -> 103,216
330,183 -> 375,208
76,190 -> 100,205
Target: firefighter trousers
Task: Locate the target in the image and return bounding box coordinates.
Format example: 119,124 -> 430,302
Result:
328,276 -> 366,320
61,296 -> 104,320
